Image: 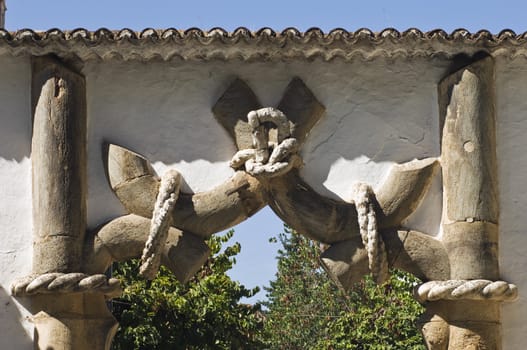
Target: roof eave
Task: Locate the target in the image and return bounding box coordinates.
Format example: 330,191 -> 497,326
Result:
0,28 -> 525,61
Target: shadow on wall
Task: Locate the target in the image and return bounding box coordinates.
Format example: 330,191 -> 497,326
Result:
0,286 -> 32,349
0,123 -> 30,162
261,59 -> 442,204
0,57 -> 31,162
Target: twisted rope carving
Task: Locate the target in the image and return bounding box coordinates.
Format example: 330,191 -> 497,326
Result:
230,107 -> 302,178
351,183 -> 389,284
11,273 -> 122,298
415,279 -> 518,302
140,169 -> 181,280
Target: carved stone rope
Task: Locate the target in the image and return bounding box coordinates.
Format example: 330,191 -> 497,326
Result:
140,169 -> 181,280
230,107 -> 301,177
351,183 -> 389,284
11,273 -> 122,298
415,279 -> 518,302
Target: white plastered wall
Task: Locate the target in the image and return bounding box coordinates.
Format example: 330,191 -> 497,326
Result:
0,54 -> 525,349
83,58 -> 446,232
0,55 -> 33,348
496,57 -> 527,350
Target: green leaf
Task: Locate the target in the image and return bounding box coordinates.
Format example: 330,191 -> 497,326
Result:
110,231 -> 265,350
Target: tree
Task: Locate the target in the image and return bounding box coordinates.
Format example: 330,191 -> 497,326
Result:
261,226 -> 426,350
110,230 -> 265,350
110,226 -> 427,349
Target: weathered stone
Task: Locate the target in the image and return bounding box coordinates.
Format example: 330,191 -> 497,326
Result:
107,142 -> 159,188
82,214 -> 210,284
320,230 -> 450,290
212,78 -> 261,150
230,107 -> 302,178
140,169 -> 182,280
266,157 -> 439,244
416,279 -> 517,302
376,158 -> 440,228
319,236 -> 368,289
276,77 -> 325,144
267,170 -> 359,243
442,222 -> 499,280
107,144 -> 267,237
418,312 -> 449,350
0,0 -> 5,29
436,56 -> 503,349
6,50 -> 519,350
421,301 -> 502,350
213,77 -> 325,150
11,273 -> 122,297
351,182 -> 389,284
31,294 -> 118,350
26,56 -> 120,350
31,56 -> 87,274
439,56 -> 498,224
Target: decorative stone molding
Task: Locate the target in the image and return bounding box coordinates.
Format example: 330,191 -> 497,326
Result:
415,280 -> 518,302
11,273 -> 122,298
82,214 -> 210,283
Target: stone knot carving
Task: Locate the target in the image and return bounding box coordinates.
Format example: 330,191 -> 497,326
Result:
351,183 -> 389,285
230,107 -> 302,178
11,273 -> 122,298
415,279 -> 518,302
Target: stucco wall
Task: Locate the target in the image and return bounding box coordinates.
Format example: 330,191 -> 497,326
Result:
83,59 -> 446,232
496,57 -> 527,349
0,56 -> 33,348
0,54 -> 525,348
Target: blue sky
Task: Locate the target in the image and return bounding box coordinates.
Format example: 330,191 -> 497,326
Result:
5,0 -> 526,302
5,1 -> 527,33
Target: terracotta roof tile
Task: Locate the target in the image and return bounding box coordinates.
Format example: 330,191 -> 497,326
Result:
0,27 -> 525,61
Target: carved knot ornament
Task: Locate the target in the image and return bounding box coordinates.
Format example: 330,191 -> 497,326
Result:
230,107 -> 302,178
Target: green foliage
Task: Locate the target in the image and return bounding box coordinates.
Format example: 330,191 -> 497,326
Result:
110,226 -> 427,349
110,230 -> 265,350
261,226 -> 426,350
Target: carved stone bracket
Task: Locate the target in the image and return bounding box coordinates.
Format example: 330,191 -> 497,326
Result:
104,77 -> 328,245
106,144 -> 266,237
217,78 -> 453,309
212,77 -> 445,287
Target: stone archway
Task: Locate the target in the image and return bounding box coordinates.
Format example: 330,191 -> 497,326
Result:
11,54 -> 517,350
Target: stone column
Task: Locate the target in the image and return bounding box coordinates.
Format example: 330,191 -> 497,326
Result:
417,56 -> 514,350
441,56 -> 500,349
32,56 -> 87,275
28,56 -> 117,350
